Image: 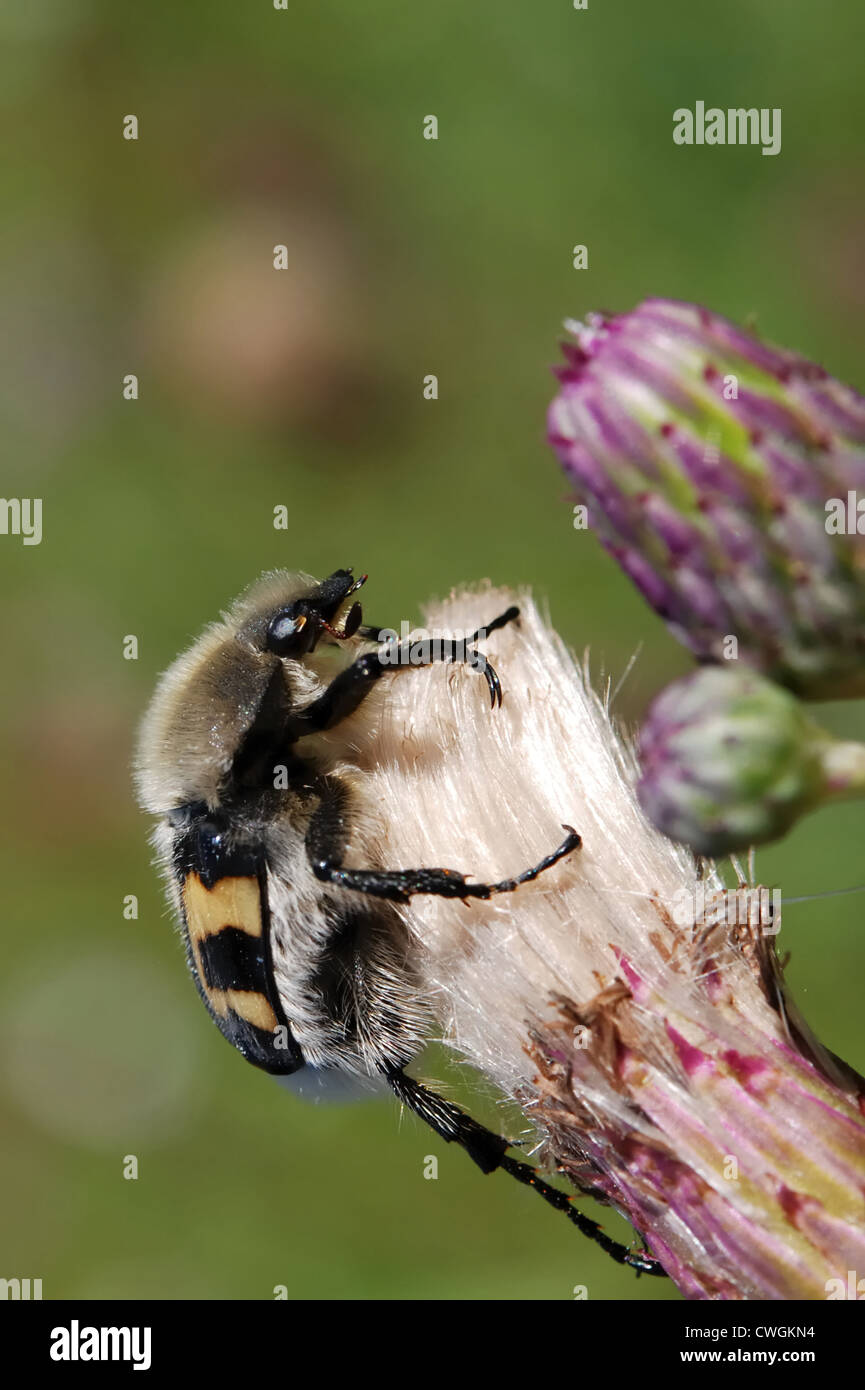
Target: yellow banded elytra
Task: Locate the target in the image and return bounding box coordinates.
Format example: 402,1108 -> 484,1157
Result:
170,805 -> 303,1073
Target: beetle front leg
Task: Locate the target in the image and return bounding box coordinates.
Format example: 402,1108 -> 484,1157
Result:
288,605 -> 521,738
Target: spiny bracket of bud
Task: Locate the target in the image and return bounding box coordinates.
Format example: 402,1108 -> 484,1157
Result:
636,666 -> 865,856
548,298 -> 865,700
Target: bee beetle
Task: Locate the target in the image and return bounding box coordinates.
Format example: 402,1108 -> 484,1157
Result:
136,568 -> 662,1275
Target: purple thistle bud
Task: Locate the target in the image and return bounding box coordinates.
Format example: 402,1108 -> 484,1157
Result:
548,299 -> 865,699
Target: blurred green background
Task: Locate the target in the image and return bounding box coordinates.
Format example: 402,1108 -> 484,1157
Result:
1,0 -> 863,1301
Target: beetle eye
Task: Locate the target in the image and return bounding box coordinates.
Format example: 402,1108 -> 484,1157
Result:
266,611 -> 308,655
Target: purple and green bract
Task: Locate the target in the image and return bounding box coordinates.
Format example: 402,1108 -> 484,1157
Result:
547,298 -> 865,699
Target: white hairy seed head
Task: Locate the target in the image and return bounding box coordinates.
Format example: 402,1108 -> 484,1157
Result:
354,586 -> 865,1299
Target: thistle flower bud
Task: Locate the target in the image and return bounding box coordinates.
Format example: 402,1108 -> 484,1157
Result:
636,666 -> 851,856
362,589 -> 865,1300
547,298 -> 865,699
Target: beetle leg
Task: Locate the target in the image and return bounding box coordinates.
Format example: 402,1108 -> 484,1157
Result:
287,606 -> 521,737
306,779 -> 580,905
384,1067 -> 665,1276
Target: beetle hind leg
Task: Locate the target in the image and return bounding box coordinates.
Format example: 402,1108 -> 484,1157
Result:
384,1067 -> 665,1277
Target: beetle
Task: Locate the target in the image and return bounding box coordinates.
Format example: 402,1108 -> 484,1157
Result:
135,567 -> 662,1274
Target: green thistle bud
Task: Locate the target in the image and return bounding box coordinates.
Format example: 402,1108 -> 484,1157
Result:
637,665 -> 865,855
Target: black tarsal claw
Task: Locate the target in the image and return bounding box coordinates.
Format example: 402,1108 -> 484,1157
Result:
626,1249 -> 663,1275
560,824 -> 581,851
483,660 -> 503,709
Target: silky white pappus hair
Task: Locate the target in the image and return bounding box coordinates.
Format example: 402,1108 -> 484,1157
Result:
357,584 -> 717,1091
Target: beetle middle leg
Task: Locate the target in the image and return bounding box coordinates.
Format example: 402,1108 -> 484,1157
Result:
306,778 -> 581,905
